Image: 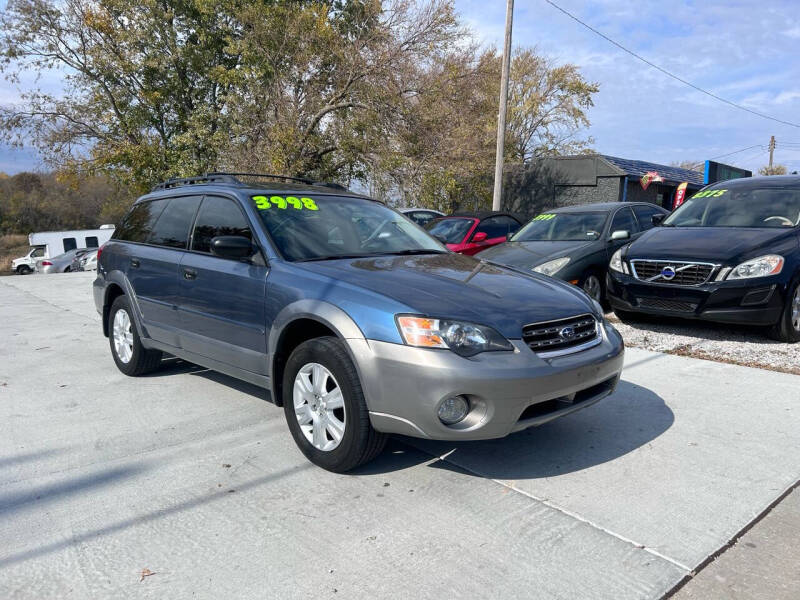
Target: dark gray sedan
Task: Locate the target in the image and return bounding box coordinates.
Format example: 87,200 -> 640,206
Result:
477,202 -> 669,304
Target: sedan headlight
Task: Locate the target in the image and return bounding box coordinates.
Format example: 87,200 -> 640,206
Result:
609,248 -> 629,274
396,316 -> 513,357
727,254 -> 784,280
532,256 -> 570,276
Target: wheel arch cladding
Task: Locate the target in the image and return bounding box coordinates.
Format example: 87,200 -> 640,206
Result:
103,283 -> 125,337
269,302 -> 366,407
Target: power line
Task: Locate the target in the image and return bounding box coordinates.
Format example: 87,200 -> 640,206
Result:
543,0 -> 800,129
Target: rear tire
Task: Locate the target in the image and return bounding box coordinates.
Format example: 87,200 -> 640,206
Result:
769,278 -> 800,343
282,337 -> 387,472
108,295 -> 163,375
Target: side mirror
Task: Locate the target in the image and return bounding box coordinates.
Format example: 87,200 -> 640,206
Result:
652,213 -> 666,226
472,231 -> 488,243
610,230 -> 630,241
211,236 -> 256,260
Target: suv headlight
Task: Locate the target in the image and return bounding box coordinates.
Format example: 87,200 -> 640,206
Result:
396,316 -> 513,357
609,248 -> 629,274
727,254 -> 784,280
532,256 -> 570,276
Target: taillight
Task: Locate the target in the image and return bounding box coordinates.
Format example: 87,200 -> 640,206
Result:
41,261 -> 53,266
96,243 -> 106,262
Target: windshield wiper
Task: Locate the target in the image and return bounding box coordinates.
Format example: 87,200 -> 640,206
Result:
372,249 -> 448,256
294,254 -> 375,262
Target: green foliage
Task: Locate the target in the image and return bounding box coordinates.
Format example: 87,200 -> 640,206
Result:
0,0 -> 598,222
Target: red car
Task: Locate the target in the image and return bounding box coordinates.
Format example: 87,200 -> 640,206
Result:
425,212 -> 522,255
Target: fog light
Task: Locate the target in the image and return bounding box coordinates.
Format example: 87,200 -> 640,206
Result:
438,395 -> 470,425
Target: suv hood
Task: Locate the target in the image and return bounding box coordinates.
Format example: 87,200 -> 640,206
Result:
296,253 -> 596,339
479,240 -> 594,269
627,227 -> 799,264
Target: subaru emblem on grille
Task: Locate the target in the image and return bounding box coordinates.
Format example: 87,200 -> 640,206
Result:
660,266 -> 676,281
558,326 -> 576,340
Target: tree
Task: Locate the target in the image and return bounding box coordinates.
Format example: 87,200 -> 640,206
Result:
670,160 -> 704,173
759,164 -> 787,176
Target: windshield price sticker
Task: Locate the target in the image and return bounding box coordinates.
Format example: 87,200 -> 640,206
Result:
533,213 -> 556,221
691,189 -> 727,199
252,195 -> 319,211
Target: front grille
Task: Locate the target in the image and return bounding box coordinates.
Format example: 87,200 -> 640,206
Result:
630,260 -> 715,285
637,297 -> 698,312
517,377 -> 616,422
522,314 -> 598,355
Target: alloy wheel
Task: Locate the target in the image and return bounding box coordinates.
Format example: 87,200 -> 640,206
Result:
583,275 -> 602,302
792,285 -> 800,332
112,309 -> 134,363
293,363 -> 346,451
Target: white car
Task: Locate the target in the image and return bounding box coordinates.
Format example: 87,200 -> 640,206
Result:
399,208 -> 444,227
80,249 -> 99,271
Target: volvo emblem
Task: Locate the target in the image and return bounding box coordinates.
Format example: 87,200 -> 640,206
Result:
661,266 -> 676,281
558,326 -> 576,340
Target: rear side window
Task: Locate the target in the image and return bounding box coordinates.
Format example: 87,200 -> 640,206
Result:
191,196 -> 252,254
475,215 -> 519,239
147,196 -> 202,249
610,207 -> 638,234
632,205 -> 664,231
114,199 -> 168,243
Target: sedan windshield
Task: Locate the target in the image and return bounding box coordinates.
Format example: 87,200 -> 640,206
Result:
253,195 -> 445,261
664,186 -> 800,228
425,218 -> 475,244
512,212 -> 607,241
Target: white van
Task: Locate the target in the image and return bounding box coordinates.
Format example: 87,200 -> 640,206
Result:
11,225 -> 115,274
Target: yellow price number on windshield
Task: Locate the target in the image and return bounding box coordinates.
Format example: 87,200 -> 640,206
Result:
252,195 -> 319,211
533,213 -> 556,221
691,189 -> 727,199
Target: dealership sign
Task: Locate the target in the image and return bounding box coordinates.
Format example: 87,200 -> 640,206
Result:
673,182 -> 688,209
640,171 -> 664,190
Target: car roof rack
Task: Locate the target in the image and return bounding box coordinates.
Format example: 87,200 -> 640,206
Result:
151,172 -> 350,192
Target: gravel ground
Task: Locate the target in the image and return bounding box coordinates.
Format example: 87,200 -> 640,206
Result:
607,312 -> 800,375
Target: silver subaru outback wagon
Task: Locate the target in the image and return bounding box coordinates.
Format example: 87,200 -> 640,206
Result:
94,174 -> 625,472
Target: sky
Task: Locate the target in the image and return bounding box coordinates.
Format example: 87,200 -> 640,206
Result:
2,0 -> 800,174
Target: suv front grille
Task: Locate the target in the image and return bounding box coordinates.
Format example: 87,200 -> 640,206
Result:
630,260 -> 715,286
522,314 -> 599,355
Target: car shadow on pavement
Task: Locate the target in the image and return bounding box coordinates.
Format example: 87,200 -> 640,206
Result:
140,358 -> 274,402
358,381 -> 674,479
611,314 -> 780,344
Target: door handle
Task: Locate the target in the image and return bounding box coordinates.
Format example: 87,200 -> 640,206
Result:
130,258 -> 140,268
183,268 -> 197,280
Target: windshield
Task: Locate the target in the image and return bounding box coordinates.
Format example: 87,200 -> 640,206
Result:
664,186 -> 800,228
252,195 -> 446,261
425,218 -> 475,244
512,212 -> 607,241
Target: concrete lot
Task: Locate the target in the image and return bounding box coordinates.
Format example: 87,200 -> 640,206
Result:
1,272 -> 799,599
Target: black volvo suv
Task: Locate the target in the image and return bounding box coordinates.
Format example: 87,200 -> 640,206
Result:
607,175 -> 800,342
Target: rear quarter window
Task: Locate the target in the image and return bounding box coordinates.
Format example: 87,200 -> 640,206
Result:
114,199 -> 168,243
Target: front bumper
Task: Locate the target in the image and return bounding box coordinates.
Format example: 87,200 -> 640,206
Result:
606,270 -> 786,326
352,322 -> 624,440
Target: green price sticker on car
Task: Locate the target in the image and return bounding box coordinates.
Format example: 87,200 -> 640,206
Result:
533,213 -> 556,221
691,189 -> 727,199
252,195 -> 319,211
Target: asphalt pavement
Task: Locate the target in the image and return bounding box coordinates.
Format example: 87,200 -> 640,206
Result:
1,272 -> 799,599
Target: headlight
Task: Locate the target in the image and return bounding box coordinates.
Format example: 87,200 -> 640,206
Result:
396,316 -> 513,357
727,254 -> 784,280
532,256 -> 570,276
609,248 -> 629,274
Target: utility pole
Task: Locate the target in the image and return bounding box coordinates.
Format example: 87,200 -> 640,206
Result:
492,0 -> 514,212
768,135 -> 776,169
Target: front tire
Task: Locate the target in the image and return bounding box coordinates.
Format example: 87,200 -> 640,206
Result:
16,265 -> 32,275
770,278 -> 800,343
579,270 -> 604,304
282,337 -> 387,472
108,295 -> 163,375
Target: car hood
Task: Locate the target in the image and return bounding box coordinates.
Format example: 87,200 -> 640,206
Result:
296,253 -> 596,339
479,240 -> 595,269
627,227 -> 799,263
